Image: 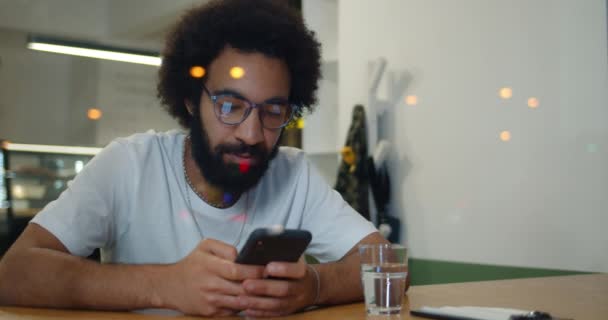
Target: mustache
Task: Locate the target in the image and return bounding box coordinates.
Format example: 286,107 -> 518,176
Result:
215,142 -> 266,158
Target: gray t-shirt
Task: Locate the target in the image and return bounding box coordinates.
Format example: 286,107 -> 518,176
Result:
32,130 -> 377,264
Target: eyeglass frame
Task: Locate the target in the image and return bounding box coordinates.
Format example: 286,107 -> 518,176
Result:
201,85 -> 298,129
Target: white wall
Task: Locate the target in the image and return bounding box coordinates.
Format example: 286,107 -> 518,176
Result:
338,0 -> 608,272
95,60 -> 178,145
0,0 -> 108,39
0,0 -> 196,42
107,0 -> 205,42
0,29 -> 74,145
301,0 -> 339,154
0,29 -> 179,147
302,0 -> 338,62
301,0 -> 341,187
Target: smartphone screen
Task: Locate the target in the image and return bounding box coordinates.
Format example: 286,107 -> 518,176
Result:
235,228 -> 312,265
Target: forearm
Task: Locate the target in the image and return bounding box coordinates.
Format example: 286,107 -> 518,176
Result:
312,257 -> 363,305
0,247 -> 166,310
313,232 -> 391,306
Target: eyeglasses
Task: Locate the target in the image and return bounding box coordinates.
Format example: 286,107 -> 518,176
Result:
202,85 -> 296,129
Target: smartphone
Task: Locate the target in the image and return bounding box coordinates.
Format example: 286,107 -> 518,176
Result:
235,227 -> 312,265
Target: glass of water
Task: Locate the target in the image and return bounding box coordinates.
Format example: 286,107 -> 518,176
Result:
359,244 -> 408,315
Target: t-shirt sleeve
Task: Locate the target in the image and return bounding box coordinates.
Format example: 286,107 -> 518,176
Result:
299,157 -> 377,263
31,140 -> 134,257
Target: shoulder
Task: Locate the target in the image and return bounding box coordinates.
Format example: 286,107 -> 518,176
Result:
109,129 -> 185,160
255,147 -> 310,189
274,146 -> 307,163
269,146 -> 309,174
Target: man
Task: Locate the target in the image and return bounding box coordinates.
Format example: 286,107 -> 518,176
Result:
0,0 -> 392,317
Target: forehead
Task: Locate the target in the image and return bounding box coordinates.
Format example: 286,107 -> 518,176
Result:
205,47 -> 291,101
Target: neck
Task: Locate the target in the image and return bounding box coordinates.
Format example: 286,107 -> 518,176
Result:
184,136 -> 240,208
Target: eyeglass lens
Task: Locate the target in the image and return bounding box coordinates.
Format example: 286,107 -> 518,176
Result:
214,95 -> 292,128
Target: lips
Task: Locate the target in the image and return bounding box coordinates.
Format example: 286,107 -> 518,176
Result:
224,152 -> 259,166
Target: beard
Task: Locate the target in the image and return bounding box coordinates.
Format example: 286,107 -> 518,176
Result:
189,108 -> 280,195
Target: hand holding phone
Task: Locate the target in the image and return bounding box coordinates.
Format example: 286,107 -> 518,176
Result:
236,227 -> 312,266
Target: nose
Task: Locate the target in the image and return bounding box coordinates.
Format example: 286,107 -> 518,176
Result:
234,107 -> 265,146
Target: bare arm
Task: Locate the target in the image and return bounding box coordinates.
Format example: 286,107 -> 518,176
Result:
239,231 -> 408,317
0,223 -> 264,316
314,231 -> 409,305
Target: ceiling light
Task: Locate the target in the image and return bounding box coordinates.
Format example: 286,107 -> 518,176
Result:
4,142 -> 102,155
27,35 -> 162,66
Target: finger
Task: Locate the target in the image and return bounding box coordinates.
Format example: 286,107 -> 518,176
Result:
243,279 -> 294,297
203,275 -> 247,296
264,261 -> 306,279
208,258 -> 265,281
205,293 -> 249,311
199,238 -> 238,261
239,295 -> 287,311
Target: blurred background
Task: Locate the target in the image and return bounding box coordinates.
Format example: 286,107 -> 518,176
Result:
0,0 -> 607,284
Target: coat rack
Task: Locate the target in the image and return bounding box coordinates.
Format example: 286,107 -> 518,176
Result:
367,58 -> 392,237
366,57 -> 411,242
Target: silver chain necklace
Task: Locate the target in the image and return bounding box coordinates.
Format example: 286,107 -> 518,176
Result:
183,136 -> 227,208
182,135 -> 249,247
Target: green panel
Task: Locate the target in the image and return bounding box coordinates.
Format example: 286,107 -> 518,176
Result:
408,258 -> 592,286
305,254 -> 319,264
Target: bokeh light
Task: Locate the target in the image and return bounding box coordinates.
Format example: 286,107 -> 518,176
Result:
527,97 -> 539,109
179,210 -> 190,220
405,95 -> 418,106
239,162 -> 250,173
87,108 -> 102,120
230,213 -> 247,222
74,160 -> 84,174
13,185 -> 25,199
341,146 -> 355,165
499,87 -> 513,99
223,193 -> 234,204
189,66 -> 206,78
456,198 -> 470,209
230,66 -> 245,79
500,130 -> 511,142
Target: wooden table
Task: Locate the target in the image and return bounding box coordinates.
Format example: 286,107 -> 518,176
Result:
1,274 -> 606,319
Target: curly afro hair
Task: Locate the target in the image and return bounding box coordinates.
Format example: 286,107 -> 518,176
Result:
157,0 -> 322,128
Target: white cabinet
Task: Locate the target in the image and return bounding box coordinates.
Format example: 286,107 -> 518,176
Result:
301,0 -> 341,185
